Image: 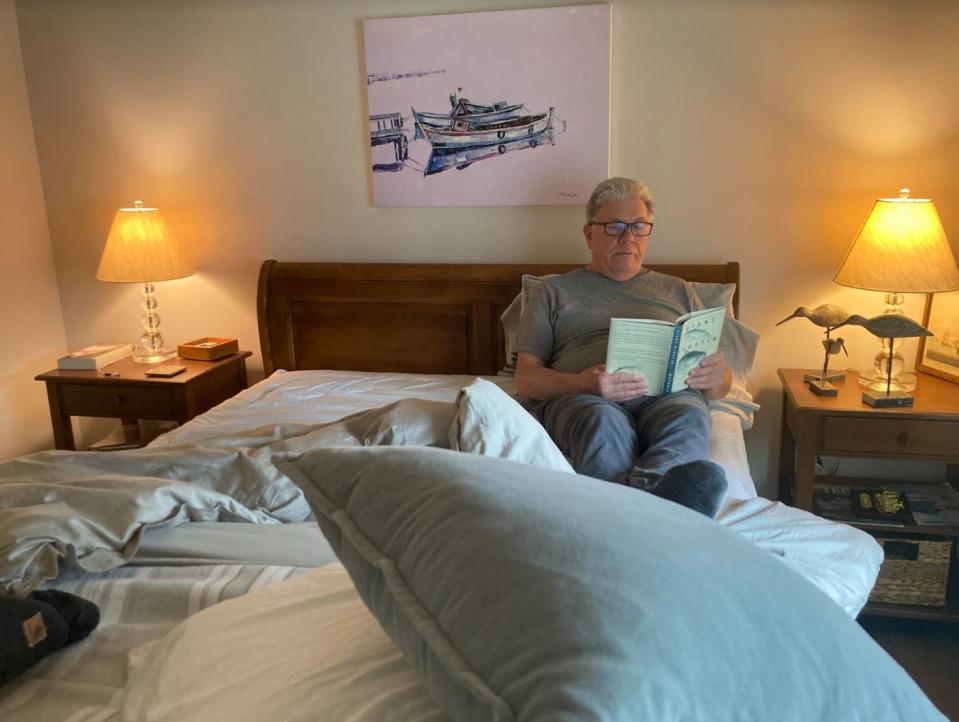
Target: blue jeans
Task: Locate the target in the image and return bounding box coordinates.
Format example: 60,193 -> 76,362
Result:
530,390 -> 711,489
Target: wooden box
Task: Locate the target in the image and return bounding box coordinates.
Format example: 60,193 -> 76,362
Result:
177,337 -> 239,361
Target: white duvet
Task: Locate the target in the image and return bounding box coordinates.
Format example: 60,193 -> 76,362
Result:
155,369 -> 880,618
0,370 -> 884,722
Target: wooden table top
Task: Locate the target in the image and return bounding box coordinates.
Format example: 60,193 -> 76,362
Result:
36,351 -> 252,386
778,368 -> 959,418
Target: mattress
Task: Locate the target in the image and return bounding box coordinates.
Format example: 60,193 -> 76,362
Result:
0,369 -> 882,721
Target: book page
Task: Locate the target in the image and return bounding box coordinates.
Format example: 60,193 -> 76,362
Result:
605,318 -> 675,395
669,307 -> 726,392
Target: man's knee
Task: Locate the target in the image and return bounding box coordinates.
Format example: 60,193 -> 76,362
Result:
659,390 -> 710,426
545,395 -> 631,437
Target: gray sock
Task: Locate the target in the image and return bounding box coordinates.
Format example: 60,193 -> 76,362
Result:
652,460 -> 728,518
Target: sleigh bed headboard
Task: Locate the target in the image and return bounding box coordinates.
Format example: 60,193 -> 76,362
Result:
256,261 -> 740,377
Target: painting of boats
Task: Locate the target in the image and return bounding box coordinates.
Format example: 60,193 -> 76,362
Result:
416,107 -> 554,149
362,5 -> 610,206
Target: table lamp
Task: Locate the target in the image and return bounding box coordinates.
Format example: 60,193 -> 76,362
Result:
834,188 -> 959,398
96,200 -> 195,363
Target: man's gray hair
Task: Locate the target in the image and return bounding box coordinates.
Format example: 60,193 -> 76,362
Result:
586,177 -> 655,221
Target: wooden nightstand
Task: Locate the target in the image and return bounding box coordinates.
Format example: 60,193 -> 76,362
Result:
778,368 -> 959,621
36,351 -> 252,450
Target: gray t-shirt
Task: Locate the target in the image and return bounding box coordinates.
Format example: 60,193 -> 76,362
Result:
514,267 -> 697,373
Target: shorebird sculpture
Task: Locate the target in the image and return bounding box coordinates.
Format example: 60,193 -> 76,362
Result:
776,304 -> 855,396
831,313 -> 933,407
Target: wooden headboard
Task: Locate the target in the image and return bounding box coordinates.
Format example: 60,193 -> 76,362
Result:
257,261 -> 740,377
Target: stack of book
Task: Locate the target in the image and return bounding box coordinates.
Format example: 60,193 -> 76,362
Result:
814,482 -> 959,527
57,343 -> 132,370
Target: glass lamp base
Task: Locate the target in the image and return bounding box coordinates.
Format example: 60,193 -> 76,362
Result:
858,369 -> 917,393
133,346 -> 178,364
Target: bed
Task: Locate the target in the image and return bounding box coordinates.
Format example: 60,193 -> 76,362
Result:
0,261 -> 940,722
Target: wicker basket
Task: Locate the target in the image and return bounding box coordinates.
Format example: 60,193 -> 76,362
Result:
869,535 -> 953,607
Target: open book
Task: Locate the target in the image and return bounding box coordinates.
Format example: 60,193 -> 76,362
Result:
605,306 -> 725,395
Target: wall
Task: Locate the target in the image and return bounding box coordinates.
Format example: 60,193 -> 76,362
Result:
0,0 -> 66,459
15,0 -> 959,494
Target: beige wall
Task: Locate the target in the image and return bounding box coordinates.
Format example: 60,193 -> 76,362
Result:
15,0 -> 959,494
0,0 -> 66,459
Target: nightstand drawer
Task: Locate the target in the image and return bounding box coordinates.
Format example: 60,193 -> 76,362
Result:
820,417 -> 959,457
59,384 -> 175,417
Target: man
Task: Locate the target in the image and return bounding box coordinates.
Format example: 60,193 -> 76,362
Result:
514,177 -> 730,517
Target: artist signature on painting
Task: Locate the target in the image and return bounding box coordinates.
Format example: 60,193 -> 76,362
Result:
558,192 -> 578,199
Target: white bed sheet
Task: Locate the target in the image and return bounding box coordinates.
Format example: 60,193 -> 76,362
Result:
0,369 -> 882,721
155,369 -> 879,616
153,369 -> 758,503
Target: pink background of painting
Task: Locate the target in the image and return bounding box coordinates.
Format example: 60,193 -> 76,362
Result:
364,5 -> 610,207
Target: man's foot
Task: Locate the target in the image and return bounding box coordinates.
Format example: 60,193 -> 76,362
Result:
653,460 -> 728,518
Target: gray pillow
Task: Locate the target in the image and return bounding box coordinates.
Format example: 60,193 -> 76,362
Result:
289,446 -> 945,722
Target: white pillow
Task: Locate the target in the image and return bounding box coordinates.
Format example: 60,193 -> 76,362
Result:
500,273 -> 555,372
449,378 -> 574,473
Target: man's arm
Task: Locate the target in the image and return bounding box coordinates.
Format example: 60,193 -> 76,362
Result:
514,352 -> 648,402
686,350 -> 732,400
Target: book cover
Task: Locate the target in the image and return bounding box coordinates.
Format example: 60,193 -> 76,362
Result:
896,483 -> 959,527
57,343 -> 133,370
605,306 -> 725,395
850,488 -> 913,523
813,484 -> 853,521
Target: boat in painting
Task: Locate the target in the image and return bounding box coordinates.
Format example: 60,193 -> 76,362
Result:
416,107 -> 554,150
424,127 -> 555,176
412,99 -> 525,129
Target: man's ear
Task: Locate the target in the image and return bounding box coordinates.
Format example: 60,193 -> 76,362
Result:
582,223 -> 594,250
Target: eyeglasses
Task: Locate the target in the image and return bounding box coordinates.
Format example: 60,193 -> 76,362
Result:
589,220 -> 654,237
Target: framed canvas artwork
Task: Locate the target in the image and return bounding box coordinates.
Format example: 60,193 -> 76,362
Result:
364,5 -> 611,207
917,290 -> 959,383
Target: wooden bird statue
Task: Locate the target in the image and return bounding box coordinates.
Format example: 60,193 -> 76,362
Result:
776,304 -> 855,395
832,313 -> 932,407
775,304 -> 855,329
831,314 -> 933,339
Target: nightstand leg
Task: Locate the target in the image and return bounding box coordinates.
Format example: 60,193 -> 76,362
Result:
44,381 -> 75,451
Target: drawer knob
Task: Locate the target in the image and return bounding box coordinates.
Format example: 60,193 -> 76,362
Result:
114,395 -> 123,406
898,431 -> 916,447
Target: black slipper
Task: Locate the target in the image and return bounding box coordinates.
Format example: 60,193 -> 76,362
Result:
0,596 -> 69,686
30,590 -> 100,643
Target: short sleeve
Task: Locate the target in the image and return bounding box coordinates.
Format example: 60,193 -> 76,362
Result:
513,277 -> 555,362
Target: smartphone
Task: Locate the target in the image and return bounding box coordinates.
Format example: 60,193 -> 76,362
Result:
145,365 -> 187,378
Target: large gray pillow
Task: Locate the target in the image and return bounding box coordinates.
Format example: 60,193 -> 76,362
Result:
289,446 -> 945,722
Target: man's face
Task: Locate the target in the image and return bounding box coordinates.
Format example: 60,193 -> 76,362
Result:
583,199 -> 652,281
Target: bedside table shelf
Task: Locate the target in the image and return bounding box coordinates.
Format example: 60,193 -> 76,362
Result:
36,351 -> 252,450
778,368 -> 959,622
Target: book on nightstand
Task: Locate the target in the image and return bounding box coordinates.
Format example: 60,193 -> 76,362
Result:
57,343 -> 133,370
850,488 -> 913,524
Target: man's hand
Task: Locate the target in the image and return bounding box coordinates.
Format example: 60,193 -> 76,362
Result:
586,364 -> 648,402
686,351 -> 731,399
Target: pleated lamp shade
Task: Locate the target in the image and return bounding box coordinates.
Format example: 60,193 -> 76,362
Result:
96,201 -> 194,283
834,190 -> 959,293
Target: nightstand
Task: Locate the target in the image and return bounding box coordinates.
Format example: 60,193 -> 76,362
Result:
35,351 -> 252,450
778,368 -> 959,621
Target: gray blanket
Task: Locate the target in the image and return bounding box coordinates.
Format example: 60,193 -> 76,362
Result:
0,399 -> 456,595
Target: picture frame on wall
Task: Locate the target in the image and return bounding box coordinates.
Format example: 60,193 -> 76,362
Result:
363,5 -> 611,208
917,290 -> 959,383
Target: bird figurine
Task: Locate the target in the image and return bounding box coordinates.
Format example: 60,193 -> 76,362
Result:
831,313 -> 932,407
776,304 -> 855,395
775,304 -> 855,329
831,314 -> 933,339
